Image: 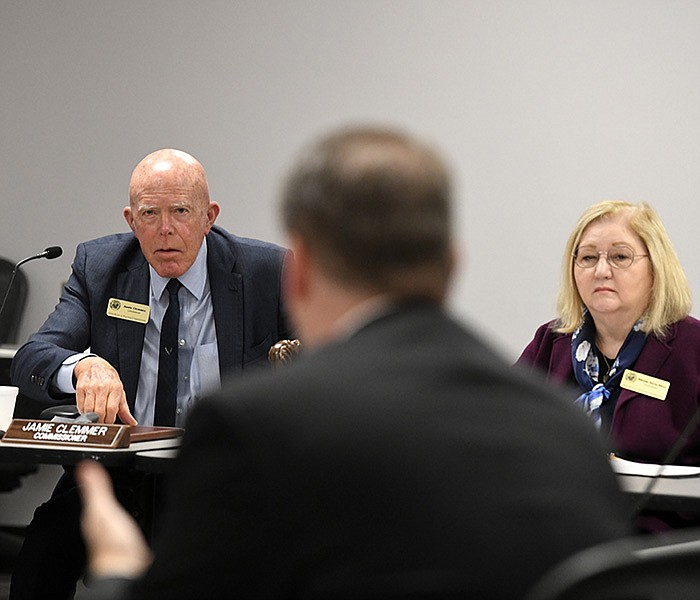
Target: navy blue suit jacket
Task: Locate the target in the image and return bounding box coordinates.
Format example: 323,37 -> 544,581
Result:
11,225 -> 292,417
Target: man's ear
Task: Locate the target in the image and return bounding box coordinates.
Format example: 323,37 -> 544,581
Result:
204,201 -> 221,233
123,206 -> 135,232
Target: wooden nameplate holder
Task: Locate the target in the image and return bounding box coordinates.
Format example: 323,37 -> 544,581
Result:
1,419 -> 184,449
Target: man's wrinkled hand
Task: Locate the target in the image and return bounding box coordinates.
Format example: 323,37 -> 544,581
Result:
73,357 -> 137,425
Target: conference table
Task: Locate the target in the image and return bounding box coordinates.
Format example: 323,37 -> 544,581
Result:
611,456 -> 700,513
0,436 -> 181,470
0,432 -> 182,539
1,434 -> 700,511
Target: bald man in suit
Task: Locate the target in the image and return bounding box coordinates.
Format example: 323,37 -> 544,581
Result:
10,149 -> 291,599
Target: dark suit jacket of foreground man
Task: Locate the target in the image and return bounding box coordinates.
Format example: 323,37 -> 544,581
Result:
11,224 -> 291,417
90,303 -> 630,600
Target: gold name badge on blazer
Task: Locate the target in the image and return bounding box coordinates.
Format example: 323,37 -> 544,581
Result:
106,298 -> 150,324
620,369 -> 670,401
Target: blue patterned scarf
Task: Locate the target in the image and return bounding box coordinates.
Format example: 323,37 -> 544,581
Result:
571,311 -> 647,428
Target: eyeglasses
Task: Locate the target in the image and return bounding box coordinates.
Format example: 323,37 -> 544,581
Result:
573,245 -> 649,270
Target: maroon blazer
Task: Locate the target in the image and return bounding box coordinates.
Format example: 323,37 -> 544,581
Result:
517,316 -> 700,466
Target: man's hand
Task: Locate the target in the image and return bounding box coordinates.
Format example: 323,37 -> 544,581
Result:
76,460 -> 153,579
73,357 -> 137,425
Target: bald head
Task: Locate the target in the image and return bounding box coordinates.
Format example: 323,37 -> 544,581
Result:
124,148 -> 220,278
129,149 -> 210,208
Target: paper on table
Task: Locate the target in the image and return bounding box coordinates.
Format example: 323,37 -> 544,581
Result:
609,455 -> 700,478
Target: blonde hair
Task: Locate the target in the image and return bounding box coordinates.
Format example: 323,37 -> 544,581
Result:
556,201 -> 691,336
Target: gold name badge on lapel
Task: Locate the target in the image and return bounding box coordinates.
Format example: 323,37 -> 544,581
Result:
620,369 -> 670,401
106,298 -> 150,324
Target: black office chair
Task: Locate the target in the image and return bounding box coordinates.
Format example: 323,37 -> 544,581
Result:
0,257 -> 28,345
524,527 -> 700,600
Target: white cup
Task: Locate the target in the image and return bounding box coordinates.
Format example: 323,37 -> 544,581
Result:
0,386 -> 18,433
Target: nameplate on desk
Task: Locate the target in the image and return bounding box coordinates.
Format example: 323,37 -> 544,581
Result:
1,419 -> 130,448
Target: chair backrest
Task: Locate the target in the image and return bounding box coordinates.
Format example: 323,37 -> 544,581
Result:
0,258 -> 28,345
524,527 -> 700,600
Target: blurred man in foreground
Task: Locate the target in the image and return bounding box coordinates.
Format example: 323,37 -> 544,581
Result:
77,127 -> 630,599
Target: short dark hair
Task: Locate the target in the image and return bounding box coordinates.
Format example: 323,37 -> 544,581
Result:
282,126 -> 453,301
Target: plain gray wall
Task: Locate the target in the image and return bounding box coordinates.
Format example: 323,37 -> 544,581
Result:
2,0 -> 700,361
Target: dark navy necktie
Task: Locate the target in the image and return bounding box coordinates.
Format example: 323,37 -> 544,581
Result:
154,278 -> 182,426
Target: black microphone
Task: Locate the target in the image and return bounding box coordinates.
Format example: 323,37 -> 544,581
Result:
0,246 -> 63,323
15,246 -> 63,267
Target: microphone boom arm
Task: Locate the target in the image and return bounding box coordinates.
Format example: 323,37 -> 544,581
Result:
0,246 -> 63,329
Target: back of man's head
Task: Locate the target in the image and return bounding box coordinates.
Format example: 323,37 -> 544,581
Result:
282,126 -> 454,302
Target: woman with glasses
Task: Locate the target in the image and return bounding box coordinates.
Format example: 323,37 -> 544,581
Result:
517,200 -> 699,531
